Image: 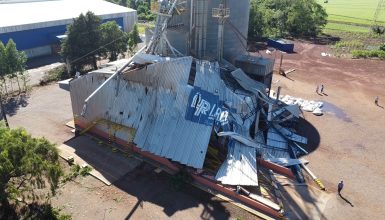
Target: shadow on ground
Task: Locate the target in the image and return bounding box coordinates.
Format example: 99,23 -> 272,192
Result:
26,54 -> 63,69
296,35 -> 341,45
62,135 -> 237,219
117,163 -> 232,220
4,93 -> 30,116
295,117 -> 321,154
280,182 -> 330,220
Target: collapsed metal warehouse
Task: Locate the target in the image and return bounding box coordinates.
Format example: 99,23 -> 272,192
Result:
67,0 -> 321,218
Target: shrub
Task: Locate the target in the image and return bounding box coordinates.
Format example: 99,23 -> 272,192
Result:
371,25 -> 385,35
335,40 -> 364,50
39,65 -> 68,85
380,44 -> 385,51
352,50 -> 385,59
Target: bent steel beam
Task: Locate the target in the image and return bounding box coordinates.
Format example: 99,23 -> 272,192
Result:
80,46 -> 146,116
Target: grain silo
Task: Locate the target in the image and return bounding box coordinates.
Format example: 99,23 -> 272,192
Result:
163,0 -> 250,63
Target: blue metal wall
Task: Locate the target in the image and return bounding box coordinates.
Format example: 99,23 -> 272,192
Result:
0,17 -> 124,50
267,39 -> 294,53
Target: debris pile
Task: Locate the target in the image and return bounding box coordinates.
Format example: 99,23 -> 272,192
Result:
66,0 -> 326,218
270,90 -> 324,116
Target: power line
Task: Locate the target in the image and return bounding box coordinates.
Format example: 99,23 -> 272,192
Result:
68,34 -> 128,65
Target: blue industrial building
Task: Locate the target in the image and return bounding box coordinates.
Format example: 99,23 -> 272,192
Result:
0,0 -> 137,58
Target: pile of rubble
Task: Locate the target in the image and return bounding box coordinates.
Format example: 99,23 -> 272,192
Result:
270,90 -> 324,116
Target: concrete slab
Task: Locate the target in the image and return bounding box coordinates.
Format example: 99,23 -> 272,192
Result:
58,135 -> 141,185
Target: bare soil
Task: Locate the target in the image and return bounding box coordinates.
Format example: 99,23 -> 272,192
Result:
263,41 -> 385,219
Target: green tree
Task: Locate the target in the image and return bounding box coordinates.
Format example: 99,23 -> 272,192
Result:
0,42 -> 7,94
286,0 -> 327,36
61,11 -> 102,71
248,0 -> 327,39
100,21 -> 128,61
127,24 -> 140,54
248,0 -> 265,40
106,0 -> 136,8
131,24 -> 141,44
0,125 -> 62,218
0,40 -> 27,93
137,1 -> 155,21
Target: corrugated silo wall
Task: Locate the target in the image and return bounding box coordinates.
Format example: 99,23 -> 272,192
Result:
166,0 -> 250,63
164,0 -> 191,55
222,0 -> 250,62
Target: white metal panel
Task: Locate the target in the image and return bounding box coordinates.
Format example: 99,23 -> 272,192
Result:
0,0 -> 137,33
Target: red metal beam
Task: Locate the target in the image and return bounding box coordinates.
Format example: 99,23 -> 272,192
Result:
74,119 -> 283,219
257,158 -> 295,179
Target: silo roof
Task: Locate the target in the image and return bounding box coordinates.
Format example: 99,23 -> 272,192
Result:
0,0 -> 136,34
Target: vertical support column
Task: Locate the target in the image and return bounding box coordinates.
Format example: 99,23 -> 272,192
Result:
217,21 -> 224,61
188,0 -> 194,55
212,2 -> 229,61
276,86 -> 281,101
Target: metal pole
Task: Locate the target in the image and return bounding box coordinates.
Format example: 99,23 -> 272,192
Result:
276,86 -> 281,101
278,53 -> 283,74
0,93 -> 9,128
81,46 -> 146,116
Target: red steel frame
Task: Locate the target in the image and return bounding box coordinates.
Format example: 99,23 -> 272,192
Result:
75,119 -> 293,219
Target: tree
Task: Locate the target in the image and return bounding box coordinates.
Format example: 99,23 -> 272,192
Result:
136,1 -> 156,21
106,0 -> 136,9
0,42 -> 7,93
127,24 -> 140,55
248,0 -> 327,39
248,0 -> 265,40
0,40 -> 27,94
100,21 -> 128,61
0,125 -> 62,218
286,0 -> 327,36
131,24 -> 141,44
61,12 -> 102,71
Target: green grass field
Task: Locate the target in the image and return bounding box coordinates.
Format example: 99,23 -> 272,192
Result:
316,0 -> 385,33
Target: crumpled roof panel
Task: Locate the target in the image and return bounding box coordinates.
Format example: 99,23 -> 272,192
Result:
71,56 -> 213,168
70,55 -> 297,185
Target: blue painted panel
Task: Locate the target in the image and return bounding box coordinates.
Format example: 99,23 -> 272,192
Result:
0,17 -> 124,50
185,87 -> 229,126
267,39 -> 294,53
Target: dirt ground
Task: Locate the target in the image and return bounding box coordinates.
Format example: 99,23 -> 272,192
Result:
5,40 -> 385,219
263,41 -> 385,219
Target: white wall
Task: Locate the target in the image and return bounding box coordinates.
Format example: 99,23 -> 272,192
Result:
0,0 -> 58,4
24,45 -> 52,58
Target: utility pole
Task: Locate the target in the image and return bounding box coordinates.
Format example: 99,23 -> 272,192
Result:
0,93 -> 9,128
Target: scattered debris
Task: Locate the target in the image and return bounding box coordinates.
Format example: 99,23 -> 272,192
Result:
321,52 -> 331,57
270,91 -> 324,116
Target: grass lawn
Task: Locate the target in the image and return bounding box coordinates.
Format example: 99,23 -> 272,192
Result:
324,22 -> 371,33
316,0 -> 385,32
137,22 -> 155,35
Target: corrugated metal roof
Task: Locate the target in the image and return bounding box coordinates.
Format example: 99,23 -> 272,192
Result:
0,0 -> 136,33
231,68 -> 266,93
70,56 -> 299,184
215,112 -> 259,186
267,128 -> 288,149
71,56 -> 214,168
274,124 -> 307,144
264,128 -> 291,159
215,140 -> 259,186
